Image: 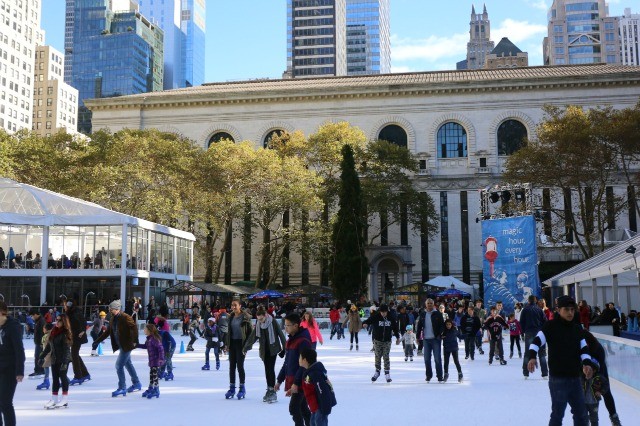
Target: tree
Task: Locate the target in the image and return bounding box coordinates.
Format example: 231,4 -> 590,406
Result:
330,145 -> 369,301
360,139 -> 439,244
503,105 -> 625,258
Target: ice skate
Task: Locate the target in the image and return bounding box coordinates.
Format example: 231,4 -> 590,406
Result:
443,373 -> 449,382
112,388 -> 127,397
36,378 -> 50,390
164,371 -> 174,381
127,383 -> 142,393
458,373 -> 463,383
44,396 -> 58,409
371,370 -> 380,382
225,384 -> 236,399
385,371 -> 391,383
54,395 -> 68,409
146,387 -> 160,399
201,363 -> 210,370
237,384 -> 246,399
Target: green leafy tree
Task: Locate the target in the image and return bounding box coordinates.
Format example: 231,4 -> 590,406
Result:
330,145 -> 369,301
503,105 -> 625,257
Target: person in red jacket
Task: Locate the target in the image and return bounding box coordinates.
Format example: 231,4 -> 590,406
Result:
579,300 -> 591,330
329,306 -> 341,340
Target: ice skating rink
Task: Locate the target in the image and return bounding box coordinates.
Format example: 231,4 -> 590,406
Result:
14,331 -> 640,425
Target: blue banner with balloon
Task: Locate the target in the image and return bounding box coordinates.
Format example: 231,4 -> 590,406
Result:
481,216 -> 541,314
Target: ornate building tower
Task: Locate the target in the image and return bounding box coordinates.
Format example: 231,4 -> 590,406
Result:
457,4 -> 495,70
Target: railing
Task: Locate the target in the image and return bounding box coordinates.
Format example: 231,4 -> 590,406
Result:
593,332 -> 640,392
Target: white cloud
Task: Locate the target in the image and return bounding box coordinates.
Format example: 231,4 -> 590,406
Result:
390,32 -> 468,63
524,0 -> 550,11
492,18 -> 547,44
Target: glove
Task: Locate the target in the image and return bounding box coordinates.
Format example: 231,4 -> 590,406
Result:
278,350 -> 285,358
37,357 -> 45,367
60,363 -> 68,373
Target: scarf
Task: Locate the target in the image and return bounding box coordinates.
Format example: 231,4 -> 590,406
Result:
256,314 -> 276,346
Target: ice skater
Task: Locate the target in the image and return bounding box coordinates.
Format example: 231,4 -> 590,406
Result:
362,304 -> 400,383
224,300 -> 253,399
136,324 -> 165,399
507,313 -> 522,359
40,313 -> 72,409
156,319 -> 176,381
484,307 -> 508,365
344,305 -> 362,351
36,323 -> 53,390
442,319 -> 463,382
202,317 -> 221,371
400,325 -> 416,361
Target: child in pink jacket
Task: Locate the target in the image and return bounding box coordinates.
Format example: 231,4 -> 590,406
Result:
301,311 -> 324,349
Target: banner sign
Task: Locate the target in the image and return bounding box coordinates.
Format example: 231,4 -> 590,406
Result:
482,216 -> 541,314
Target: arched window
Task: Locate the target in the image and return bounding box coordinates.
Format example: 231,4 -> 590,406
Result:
208,132 -> 234,147
378,124 -> 407,148
263,129 -> 284,148
497,120 -> 527,155
437,122 -> 467,158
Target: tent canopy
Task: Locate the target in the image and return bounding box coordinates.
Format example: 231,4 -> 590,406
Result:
425,276 -> 474,292
434,288 -> 471,298
0,178 -> 194,240
248,290 -> 284,299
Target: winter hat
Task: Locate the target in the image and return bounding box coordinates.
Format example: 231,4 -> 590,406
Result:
66,301 -> 73,308
109,300 -> 122,311
557,296 -> 577,309
207,317 -> 215,323
99,311 -> 106,317
378,304 -> 389,312
406,325 -> 413,331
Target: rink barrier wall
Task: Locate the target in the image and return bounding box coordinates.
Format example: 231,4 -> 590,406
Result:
593,332 -> 640,392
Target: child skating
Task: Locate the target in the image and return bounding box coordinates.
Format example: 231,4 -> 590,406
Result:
400,325 -> 416,361
202,317 -> 221,370
484,307 -> 508,365
442,319 -> 463,382
36,323 -> 53,390
507,313 -> 522,359
136,324 -> 165,399
40,314 -> 72,409
156,319 -> 176,381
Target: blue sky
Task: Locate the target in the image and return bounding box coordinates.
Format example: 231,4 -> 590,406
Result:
41,0 -> 630,83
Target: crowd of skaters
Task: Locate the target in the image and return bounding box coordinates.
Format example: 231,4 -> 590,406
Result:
0,292 -> 631,426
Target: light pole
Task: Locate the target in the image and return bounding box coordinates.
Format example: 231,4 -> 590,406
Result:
21,294 -> 30,307
84,291 -> 95,319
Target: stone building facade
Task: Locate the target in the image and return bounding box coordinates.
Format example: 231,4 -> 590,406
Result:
85,64 -> 640,298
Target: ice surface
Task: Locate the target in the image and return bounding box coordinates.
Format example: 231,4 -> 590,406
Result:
14,331 -> 640,425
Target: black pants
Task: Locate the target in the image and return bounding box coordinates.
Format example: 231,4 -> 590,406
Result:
263,354 -> 277,387
71,341 -> 89,379
51,363 -> 69,394
463,334 -> 475,358
188,331 -> 197,347
0,370 -> 17,426
289,391 -> 311,426
350,331 -> 359,344
34,344 -> 45,374
228,339 -> 246,385
444,349 -> 462,374
489,338 -> 504,360
510,335 -> 522,354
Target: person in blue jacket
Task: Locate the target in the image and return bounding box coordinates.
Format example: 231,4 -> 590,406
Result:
275,313 -> 312,426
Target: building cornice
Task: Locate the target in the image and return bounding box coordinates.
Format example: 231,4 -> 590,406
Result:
85,65 -> 640,112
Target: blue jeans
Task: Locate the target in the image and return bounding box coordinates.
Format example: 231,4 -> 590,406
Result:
548,376 -> 588,426
423,338 -> 443,381
311,411 -> 328,426
115,350 -> 140,390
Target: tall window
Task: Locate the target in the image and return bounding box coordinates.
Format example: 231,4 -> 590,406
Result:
263,129 -> 284,148
437,122 -> 467,158
497,120 -> 527,155
378,124 -> 407,148
207,132 -> 234,147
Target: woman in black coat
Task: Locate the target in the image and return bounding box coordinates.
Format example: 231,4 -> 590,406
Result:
40,313 -> 73,409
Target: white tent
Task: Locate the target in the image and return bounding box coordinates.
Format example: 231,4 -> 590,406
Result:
425,276 -> 474,293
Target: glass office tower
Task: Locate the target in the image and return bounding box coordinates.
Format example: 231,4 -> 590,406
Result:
137,0 -> 205,88
346,0 -> 390,75
65,0 -> 164,134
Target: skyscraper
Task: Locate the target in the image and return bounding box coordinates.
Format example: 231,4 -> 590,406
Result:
619,8 -> 639,66
457,5 -> 495,70
0,0 -> 43,133
65,0 -> 164,134
346,0 -> 390,75
32,45 -> 79,136
543,0 -> 620,65
286,0 -> 346,78
137,0 -> 205,88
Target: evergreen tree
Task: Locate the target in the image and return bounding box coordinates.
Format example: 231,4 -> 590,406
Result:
330,144 -> 369,301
